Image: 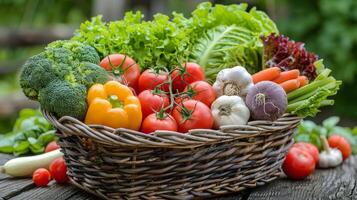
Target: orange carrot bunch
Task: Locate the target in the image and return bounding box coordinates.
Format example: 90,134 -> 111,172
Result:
252,67 -> 309,93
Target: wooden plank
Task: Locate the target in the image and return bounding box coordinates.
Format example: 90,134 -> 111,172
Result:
0,154 -> 35,199
247,156 -> 357,200
0,178 -> 34,199
9,183 -> 95,200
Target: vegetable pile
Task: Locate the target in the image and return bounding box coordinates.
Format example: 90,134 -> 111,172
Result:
2,0 -> 349,190
17,2 -> 341,133
283,116 -> 354,180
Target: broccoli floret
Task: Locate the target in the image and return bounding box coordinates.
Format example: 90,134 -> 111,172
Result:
47,40 -> 100,64
38,81 -> 87,120
77,62 -> 109,88
20,53 -> 58,99
44,46 -> 73,65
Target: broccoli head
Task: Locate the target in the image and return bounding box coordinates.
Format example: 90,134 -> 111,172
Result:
47,40 -> 100,64
20,40 -> 109,119
38,81 -> 87,120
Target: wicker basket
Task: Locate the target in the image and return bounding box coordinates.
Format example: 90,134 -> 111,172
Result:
42,109 -> 301,200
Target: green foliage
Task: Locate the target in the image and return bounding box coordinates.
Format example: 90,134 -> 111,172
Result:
0,0 -> 92,27
276,0 -> 357,119
0,108 -> 56,155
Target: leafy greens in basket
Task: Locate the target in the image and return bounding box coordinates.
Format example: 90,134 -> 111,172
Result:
72,2 -> 278,80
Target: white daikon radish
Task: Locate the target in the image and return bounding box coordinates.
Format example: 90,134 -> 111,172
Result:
0,149 -> 63,177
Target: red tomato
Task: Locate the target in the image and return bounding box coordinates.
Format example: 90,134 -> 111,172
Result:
100,54 -> 140,91
292,142 -> 319,164
172,100 -> 213,133
50,157 -> 69,184
182,81 -> 216,107
282,147 -> 315,180
328,135 -> 352,160
141,113 -> 178,134
138,90 -> 170,118
45,141 -> 60,153
32,168 -> 51,187
171,62 -> 205,92
138,69 -> 169,93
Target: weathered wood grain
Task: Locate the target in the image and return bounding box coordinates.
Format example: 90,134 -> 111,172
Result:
10,183 -> 93,200
1,153 -> 357,200
0,178 -> 34,199
247,156 -> 357,200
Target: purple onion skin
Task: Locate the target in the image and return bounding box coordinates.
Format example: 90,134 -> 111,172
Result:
245,81 -> 287,121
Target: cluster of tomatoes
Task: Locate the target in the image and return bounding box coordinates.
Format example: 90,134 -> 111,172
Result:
99,54 -> 217,133
32,142 -> 68,187
283,135 -> 352,180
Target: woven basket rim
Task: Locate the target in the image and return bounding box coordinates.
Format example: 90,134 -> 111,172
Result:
42,109 -> 301,148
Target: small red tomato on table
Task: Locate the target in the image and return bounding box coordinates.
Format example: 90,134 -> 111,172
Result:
100,54 -> 141,91
172,100 -> 214,133
45,141 -> 60,153
328,135 -> 352,160
138,90 -> 170,119
50,157 -> 69,184
32,168 -> 51,187
138,69 -> 169,93
171,62 -> 205,92
141,112 -> 178,134
292,142 -> 319,164
282,147 -> 316,180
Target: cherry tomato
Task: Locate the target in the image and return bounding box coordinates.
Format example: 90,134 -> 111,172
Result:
138,90 -> 170,119
282,147 -> 315,180
328,135 -> 352,160
292,142 -> 319,164
32,168 -> 51,187
172,100 -> 213,133
50,157 -> 69,184
100,54 -> 140,91
45,141 -> 60,153
141,113 -> 178,134
182,81 -> 216,107
138,69 -> 169,93
171,62 -> 205,92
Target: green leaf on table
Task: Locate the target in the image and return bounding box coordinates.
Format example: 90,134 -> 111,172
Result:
294,133 -> 310,143
37,130 -> 56,145
27,137 -> 42,150
296,120 -> 316,134
322,116 -> 340,130
13,140 -> 30,152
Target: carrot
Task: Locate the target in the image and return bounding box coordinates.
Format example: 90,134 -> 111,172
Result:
273,69 -> 300,83
297,76 -> 309,87
252,67 -> 281,84
280,79 -> 300,93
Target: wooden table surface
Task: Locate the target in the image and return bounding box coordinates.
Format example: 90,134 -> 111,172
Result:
1,153 -> 356,200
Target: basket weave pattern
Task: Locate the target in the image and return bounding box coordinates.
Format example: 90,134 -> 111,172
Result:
42,109 -> 300,200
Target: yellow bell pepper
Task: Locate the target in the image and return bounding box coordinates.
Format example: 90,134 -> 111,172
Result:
85,81 -> 142,130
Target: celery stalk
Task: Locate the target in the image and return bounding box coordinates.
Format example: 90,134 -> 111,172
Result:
287,77 -> 334,100
289,81 -> 337,104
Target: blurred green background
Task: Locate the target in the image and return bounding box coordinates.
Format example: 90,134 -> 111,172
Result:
0,0 -> 356,133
